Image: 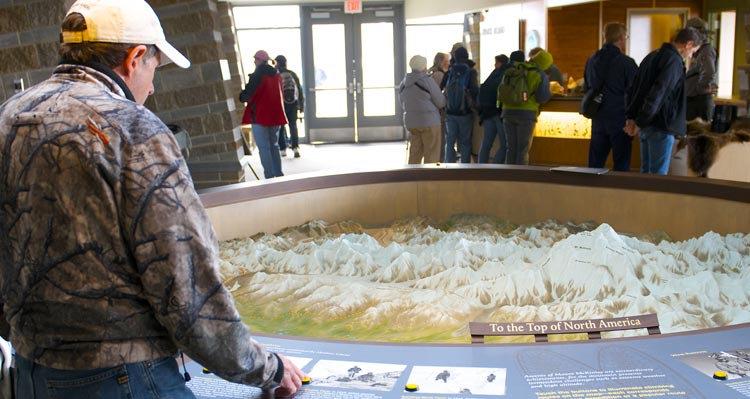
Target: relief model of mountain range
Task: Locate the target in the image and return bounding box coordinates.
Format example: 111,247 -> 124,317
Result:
219,215 -> 750,343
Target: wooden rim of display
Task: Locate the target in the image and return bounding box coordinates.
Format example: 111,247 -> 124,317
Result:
249,322 -> 750,347
198,164 -> 750,208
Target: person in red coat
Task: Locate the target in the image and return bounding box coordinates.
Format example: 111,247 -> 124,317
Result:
240,50 -> 288,178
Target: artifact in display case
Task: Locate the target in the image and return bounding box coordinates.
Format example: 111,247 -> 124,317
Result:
534,76 -> 591,139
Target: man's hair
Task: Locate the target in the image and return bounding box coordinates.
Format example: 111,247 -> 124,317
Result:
59,13 -> 158,68
674,27 -> 702,45
495,54 -> 509,64
604,22 -> 627,44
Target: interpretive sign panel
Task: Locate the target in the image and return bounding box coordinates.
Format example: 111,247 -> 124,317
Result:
187,324 -> 750,399
469,314 -> 660,343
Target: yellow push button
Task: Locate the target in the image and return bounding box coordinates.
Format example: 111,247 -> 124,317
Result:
405,383 -> 419,392
301,376 -> 312,384
713,371 -> 728,380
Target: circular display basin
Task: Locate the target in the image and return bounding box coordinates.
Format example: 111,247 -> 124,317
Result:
198,165 -> 750,342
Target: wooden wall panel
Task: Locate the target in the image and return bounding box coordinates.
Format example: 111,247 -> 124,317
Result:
548,0 -> 704,81
547,3 -> 599,82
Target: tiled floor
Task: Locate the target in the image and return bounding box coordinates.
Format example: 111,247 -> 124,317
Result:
245,141 -> 412,180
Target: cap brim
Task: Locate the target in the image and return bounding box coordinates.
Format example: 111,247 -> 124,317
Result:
155,40 -> 190,69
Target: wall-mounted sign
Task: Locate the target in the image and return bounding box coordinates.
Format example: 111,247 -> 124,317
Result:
345,0 -> 362,14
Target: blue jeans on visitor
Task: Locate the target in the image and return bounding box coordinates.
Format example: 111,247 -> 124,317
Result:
478,115 -> 506,163
15,356 -> 196,399
639,126 -> 675,175
252,124 -> 284,179
444,113 -> 473,163
503,117 -> 536,165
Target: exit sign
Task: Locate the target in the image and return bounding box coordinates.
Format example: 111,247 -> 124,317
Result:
345,0 -> 362,14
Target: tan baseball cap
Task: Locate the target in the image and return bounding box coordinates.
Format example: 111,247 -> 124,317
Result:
62,0 -> 190,69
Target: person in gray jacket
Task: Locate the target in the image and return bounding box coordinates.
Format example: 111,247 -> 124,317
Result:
399,55 -> 446,164
685,17 -> 718,121
0,0 -> 305,398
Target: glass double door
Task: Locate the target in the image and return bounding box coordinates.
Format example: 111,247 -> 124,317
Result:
301,5 -> 405,143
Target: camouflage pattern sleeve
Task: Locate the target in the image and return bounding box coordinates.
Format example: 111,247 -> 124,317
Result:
117,118 -> 281,389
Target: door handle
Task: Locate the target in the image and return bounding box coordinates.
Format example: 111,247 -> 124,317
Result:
356,82 -> 362,94
347,82 -> 354,94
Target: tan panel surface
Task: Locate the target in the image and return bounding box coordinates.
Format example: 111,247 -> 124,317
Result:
206,182 -> 419,241
207,179 -> 747,242
416,181 -> 749,239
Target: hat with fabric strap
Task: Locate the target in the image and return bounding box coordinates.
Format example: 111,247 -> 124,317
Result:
62,0 -> 190,69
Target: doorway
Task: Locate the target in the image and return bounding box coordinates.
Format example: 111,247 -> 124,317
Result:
627,8 -> 688,65
301,4 -> 406,143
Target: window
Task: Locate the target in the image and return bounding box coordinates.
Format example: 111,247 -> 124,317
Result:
232,6 -> 303,80
715,11 -> 736,99
405,13 -> 463,74
232,5 -> 305,135
627,8 -> 688,65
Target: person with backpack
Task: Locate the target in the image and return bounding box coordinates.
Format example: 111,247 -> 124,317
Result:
440,46 -> 479,163
240,50 -> 287,178
478,54 -> 511,163
275,55 -> 305,158
583,22 -> 638,172
399,55 -> 446,164
498,49 -> 552,165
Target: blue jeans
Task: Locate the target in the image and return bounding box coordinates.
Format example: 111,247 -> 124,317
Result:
252,124 -> 284,179
444,113 -> 473,163
278,104 -> 299,150
15,356 -> 196,399
639,127 -> 674,175
478,115 -> 506,164
503,117 -> 536,165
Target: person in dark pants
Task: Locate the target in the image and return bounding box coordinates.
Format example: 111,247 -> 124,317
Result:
478,54 -> 510,163
275,55 -> 305,158
625,28 -> 702,175
501,49 -> 552,165
440,46 -> 479,163
584,22 -> 638,171
685,17 -> 717,121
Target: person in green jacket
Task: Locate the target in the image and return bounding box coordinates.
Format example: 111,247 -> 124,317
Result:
501,49 -> 553,165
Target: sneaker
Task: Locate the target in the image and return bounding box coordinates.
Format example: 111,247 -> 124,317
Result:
280,148 -> 287,157
293,148 -> 300,158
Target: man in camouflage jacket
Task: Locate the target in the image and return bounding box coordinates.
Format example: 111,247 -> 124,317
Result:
0,0 -> 304,397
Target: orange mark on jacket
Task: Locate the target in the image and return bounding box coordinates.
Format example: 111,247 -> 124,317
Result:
86,118 -> 110,145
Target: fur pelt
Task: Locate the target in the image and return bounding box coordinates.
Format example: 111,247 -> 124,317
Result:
679,118 -> 750,177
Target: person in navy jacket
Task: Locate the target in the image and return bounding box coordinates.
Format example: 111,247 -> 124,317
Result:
584,22 -> 638,171
624,28 -> 701,175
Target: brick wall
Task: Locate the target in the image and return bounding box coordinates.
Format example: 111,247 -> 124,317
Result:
0,0 -> 250,189
0,1 -> 66,98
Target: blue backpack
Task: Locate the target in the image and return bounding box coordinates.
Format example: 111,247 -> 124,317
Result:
445,63 -> 472,114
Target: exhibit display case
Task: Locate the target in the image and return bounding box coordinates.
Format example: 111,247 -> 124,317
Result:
530,96 -> 641,170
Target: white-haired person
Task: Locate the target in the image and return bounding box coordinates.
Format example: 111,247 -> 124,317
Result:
398,55 -> 446,164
